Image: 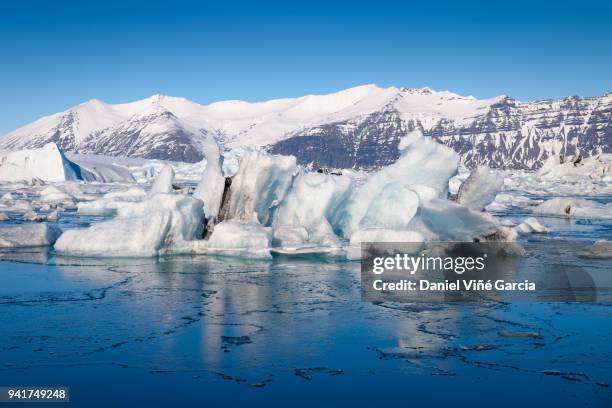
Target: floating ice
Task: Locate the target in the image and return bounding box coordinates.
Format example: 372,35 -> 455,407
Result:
55,193 -> 204,257
577,240 -> 612,259
78,187 -> 147,216
193,138 -> 226,220
539,154 -> 612,179
0,223 -> 61,248
533,198 -> 612,219
273,171 -> 352,247
205,220 -> 272,258
346,229 -> 425,260
23,211 -> 46,222
456,166 -> 504,211
148,165 -> 175,195
334,130 -> 459,238
218,150 -> 297,226
514,217 -> 550,235
0,143 -> 95,182
38,185 -> 75,203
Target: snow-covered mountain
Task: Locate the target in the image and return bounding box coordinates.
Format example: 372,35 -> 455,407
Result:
2,85 -> 610,169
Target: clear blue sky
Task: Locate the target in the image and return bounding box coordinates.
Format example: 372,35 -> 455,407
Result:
1,0 -> 611,133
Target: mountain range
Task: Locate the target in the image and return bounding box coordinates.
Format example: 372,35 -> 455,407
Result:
1,84 -> 610,169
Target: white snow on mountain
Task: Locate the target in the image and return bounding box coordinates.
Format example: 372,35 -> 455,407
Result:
4,84 -> 607,169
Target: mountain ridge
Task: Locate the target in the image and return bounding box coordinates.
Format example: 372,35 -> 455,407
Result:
2,84 -> 610,169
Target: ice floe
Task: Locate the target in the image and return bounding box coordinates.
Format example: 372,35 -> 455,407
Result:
514,217 -> 550,235
577,240 -> 612,259
533,198 -> 612,219
0,223 -> 61,248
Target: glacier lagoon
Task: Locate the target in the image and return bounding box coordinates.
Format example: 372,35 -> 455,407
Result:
1,139 -> 611,405
1,197 -> 611,406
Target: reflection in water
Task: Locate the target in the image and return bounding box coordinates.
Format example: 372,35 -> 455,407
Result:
0,251 -> 611,406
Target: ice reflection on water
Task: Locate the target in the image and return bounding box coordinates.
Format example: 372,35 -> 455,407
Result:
0,248 -> 611,406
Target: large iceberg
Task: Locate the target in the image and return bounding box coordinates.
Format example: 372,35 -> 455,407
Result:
0,143 -> 92,182
0,143 -> 133,183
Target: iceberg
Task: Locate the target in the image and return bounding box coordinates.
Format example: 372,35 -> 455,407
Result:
55,169 -> 204,257
273,171 -> 352,247
0,143 -> 94,182
78,187 -> 146,216
456,166 -> 504,211
193,137 -> 226,220
204,220 -> 272,258
0,223 -> 61,248
55,193 -> 204,257
0,143 -> 134,183
217,150 -> 297,226
333,130 -> 459,238
148,165 -> 175,195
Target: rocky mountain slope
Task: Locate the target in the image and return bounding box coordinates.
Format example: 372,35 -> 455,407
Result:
2,85 -> 610,169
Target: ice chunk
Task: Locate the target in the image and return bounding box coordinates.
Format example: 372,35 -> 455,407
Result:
456,166 -> 504,211
0,223 -> 61,248
0,143 -> 95,182
407,198 -> 501,241
23,211 -> 46,222
1,193 -> 13,201
38,185 -> 75,203
47,210 -> 60,221
1,199 -> 33,213
273,171 -> 352,245
103,187 -> 147,201
349,228 -> 425,245
359,182 -> 419,230
272,225 -> 309,247
577,240 -> 612,259
55,193 -> 204,257
148,165 -> 175,196
0,212 -> 8,221
219,150 -> 297,226
346,229 -> 425,260
67,155 -> 136,183
514,217 -> 550,235
206,220 -> 272,258
193,138 -> 226,219
77,186 -> 147,216
533,198 -> 612,219
539,153 -> 612,179
333,130 -> 459,238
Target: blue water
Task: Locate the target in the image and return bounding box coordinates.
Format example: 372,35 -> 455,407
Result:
0,190 -> 611,406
